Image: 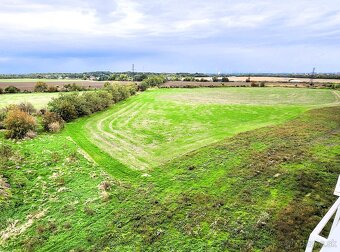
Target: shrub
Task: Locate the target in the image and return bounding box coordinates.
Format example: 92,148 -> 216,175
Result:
63,83 -> 83,92
116,74 -> 129,81
212,76 -> 219,82
105,83 -> 128,103
259,82 -> 266,87
48,94 -> 78,122
0,88 -> 3,94
34,81 -> 48,92
47,85 -> 58,92
0,109 -> 7,129
48,122 -> 62,133
246,77 -> 251,83
138,82 -> 149,91
42,111 -> 64,131
199,78 -> 208,82
4,86 -> 20,93
126,83 -> 137,95
139,76 -> 166,90
18,102 -> 36,115
4,108 -> 36,139
183,77 -> 195,82
221,77 -> 229,82
134,74 -> 148,82
117,85 -> 131,100
251,82 -> 259,87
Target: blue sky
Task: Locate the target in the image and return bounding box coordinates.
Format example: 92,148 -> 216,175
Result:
0,0 -> 340,73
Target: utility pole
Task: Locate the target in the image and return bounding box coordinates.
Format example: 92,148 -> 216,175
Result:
132,64 -> 135,81
310,67 -> 316,86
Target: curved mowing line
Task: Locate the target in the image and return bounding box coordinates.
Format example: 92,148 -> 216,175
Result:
91,103 -> 151,154
85,100 -> 159,168
84,99 -> 157,169
90,122 -> 152,169
63,116 -> 141,182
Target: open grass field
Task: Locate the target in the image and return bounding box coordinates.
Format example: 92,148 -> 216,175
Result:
1,87 -> 340,251
67,88 -> 339,170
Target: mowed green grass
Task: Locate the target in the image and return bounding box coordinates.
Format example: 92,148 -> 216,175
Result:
68,88 -> 339,170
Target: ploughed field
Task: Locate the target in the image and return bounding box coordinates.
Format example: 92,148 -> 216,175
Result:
0,79 -> 105,91
1,87 -> 340,251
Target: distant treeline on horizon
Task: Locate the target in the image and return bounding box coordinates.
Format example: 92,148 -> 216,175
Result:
1,71 -> 340,80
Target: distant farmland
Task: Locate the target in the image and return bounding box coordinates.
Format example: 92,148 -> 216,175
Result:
1,76 -> 340,91
0,79 -> 106,91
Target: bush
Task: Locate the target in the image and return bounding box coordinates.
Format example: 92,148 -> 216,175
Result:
199,78 -> 208,82
138,76 -> 166,90
34,82 -> 48,92
4,86 -> 20,93
18,102 -> 36,115
212,76 -> 218,82
116,74 -> 129,81
105,83 -> 135,103
4,108 -> 37,139
63,83 -> 83,92
48,122 -> 62,133
221,77 -> 229,82
134,74 -> 148,82
42,111 -> 64,131
246,77 -> 251,83
0,109 -> 6,129
48,94 -> 78,122
251,82 -> 259,87
138,82 -> 149,91
183,77 -> 195,82
259,82 -> 266,87
0,88 -> 3,94
47,85 -> 58,92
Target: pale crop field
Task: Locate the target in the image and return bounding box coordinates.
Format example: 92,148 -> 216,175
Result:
0,93 -> 60,109
67,88 -> 339,170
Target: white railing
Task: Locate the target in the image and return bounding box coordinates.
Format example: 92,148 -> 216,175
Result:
305,175 -> 340,252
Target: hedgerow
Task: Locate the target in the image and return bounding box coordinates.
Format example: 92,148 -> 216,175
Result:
49,83 -> 137,122
138,76 -> 166,91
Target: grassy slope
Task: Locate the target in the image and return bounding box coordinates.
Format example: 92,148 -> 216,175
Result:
0,106 -> 339,251
77,88 -> 337,170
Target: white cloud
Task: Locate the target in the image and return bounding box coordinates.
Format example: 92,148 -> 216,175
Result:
0,0 -> 340,73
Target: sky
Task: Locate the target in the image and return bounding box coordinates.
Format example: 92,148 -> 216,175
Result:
0,0 -> 340,74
